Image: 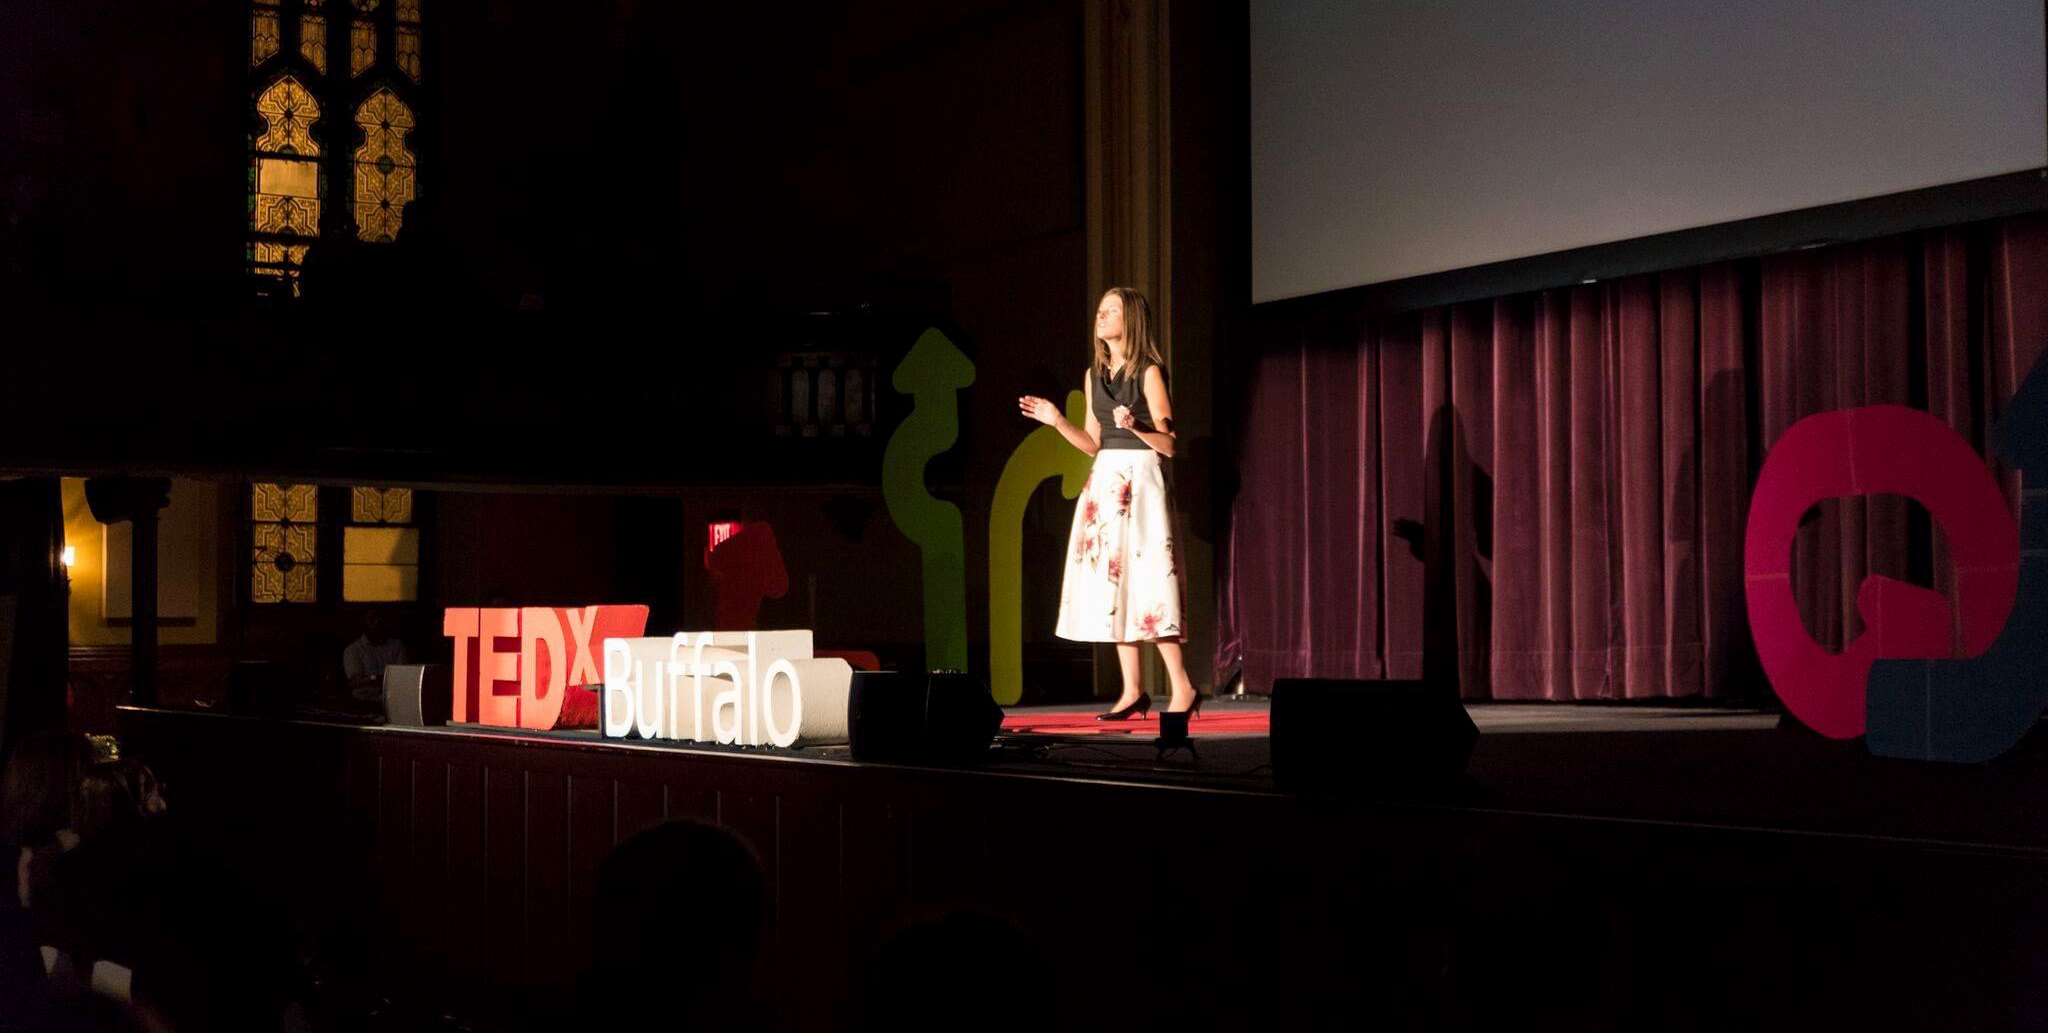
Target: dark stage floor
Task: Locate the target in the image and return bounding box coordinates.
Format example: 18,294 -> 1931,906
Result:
987,698 -> 2048,855
431,696 -> 2046,856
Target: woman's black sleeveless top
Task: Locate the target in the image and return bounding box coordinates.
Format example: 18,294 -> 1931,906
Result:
1092,362 -> 1158,450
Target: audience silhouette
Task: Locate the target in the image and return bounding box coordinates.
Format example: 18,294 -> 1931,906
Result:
577,819 -> 769,1032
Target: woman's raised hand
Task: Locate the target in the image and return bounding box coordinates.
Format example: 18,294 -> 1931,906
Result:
1112,405 -> 1136,430
1018,395 -> 1059,425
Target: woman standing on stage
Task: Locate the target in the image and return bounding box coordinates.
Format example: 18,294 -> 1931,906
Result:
1018,287 -> 1201,730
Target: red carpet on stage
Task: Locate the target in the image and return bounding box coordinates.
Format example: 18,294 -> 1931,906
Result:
999,707 -> 1270,736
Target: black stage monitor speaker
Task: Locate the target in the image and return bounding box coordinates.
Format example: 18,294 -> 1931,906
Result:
1270,678 -> 1477,792
384,664 -> 452,727
847,671 -> 1003,765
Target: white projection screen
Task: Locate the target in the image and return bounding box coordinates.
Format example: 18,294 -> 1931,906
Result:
1252,0 -> 2048,303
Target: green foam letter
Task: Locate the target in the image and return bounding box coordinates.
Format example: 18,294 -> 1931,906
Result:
987,390 -> 1092,704
882,328 -> 976,673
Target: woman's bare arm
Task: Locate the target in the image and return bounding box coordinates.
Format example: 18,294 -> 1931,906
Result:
1016,375 -> 1101,457
1080,375 -> 1103,451
1117,365 -> 1176,457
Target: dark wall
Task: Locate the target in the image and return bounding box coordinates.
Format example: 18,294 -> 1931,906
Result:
430,488 -> 926,664
191,484 -> 929,690
8,0 -> 1241,700
0,0 -> 1095,487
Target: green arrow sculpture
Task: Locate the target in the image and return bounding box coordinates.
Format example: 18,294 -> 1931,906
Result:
882,328 -> 976,673
988,390 -> 1092,705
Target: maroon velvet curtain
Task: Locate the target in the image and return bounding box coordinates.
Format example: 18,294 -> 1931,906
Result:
1217,214 -> 2048,699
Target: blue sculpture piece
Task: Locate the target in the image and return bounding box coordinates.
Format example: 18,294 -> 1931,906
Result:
1866,352 -> 2048,763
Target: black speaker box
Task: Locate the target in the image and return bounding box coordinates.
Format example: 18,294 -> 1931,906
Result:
383,664 -> 453,727
1270,678 -> 1477,792
847,671 -> 1002,765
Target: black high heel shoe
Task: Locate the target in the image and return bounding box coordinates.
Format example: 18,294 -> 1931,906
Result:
1096,694 -> 1152,721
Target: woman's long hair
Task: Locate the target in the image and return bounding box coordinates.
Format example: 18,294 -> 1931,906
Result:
1091,287 -> 1166,381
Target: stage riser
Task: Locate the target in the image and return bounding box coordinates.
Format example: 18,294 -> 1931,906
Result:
116,708 -> 2048,1033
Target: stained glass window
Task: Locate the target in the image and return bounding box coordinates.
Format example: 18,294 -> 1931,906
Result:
353,90 -> 416,242
251,3 -> 281,67
350,19 -> 376,76
249,75 -> 323,294
351,487 -> 412,523
249,0 -> 423,291
251,483 -> 318,604
253,75 -> 320,156
350,0 -> 382,76
396,0 -> 421,81
300,11 -> 328,73
344,487 -> 418,602
343,529 -> 419,601
251,241 -> 311,287
396,25 -> 421,80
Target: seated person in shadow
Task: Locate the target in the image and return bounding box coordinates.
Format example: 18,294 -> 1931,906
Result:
5,736 -> 280,1032
342,610 -> 406,704
0,731 -> 94,1028
37,751 -> 299,1033
2,731 -> 94,912
578,819 -> 768,1031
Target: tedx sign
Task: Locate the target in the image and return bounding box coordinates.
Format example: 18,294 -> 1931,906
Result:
599,631 -> 852,748
441,605 -> 650,731
439,608 -> 854,748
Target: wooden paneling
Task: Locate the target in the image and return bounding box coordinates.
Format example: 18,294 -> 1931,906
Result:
776,792 -> 843,1032
665,780 -> 718,826
838,799 -> 911,972
444,759 -> 485,1013
612,779 -> 665,843
408,759 -> 451,992
563,775 -> 611,979
114,709 -> 2048,1033
480,765 -> 524,1003
523,770 -> 570,1015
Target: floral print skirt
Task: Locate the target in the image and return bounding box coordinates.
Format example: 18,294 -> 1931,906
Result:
1056,448 -> 1185,642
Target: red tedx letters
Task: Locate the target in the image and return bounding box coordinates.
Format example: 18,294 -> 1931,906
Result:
442,605 -> 651,730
